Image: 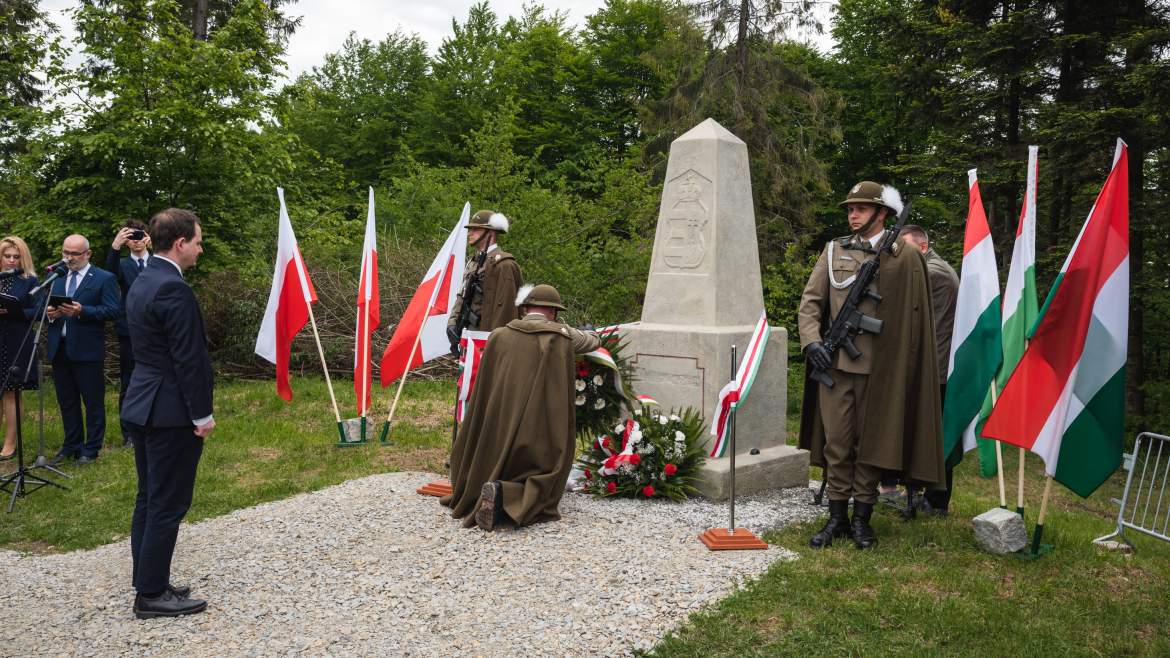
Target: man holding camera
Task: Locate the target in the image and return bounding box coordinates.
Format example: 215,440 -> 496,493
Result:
107,220 -> 152,447
46,234 -> 121,465
446,209 -> 523,347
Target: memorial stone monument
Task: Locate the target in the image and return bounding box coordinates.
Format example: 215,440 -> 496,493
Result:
621,118 -> 808,499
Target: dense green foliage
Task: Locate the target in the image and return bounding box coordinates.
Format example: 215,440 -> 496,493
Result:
2,0 -> 1168,429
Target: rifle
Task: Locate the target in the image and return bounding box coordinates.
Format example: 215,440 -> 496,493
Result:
809,199 -> 912,389
449,249 -> 488,356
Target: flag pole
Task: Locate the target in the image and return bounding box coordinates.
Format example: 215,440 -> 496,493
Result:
989,381 -> 1006,509
306,302 -> 345,443
1015,338 -> 1029,520
1029,474 -> 1054,554
379,313 -> 428,445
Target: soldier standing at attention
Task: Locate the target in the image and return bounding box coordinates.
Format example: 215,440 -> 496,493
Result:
446,209 -> 524,348
797,182 -> 945,549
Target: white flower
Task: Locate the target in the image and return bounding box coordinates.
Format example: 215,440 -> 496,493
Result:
576,379 -> 586,391
658,415 -> 669,426
593,374 -> 604,386
615,423 -> 625,434
643,444 -> 655,454
575,395 -> 586,406
674,430 -> 685,442
670,414 -> 680,421
630,430 -> 643,443
593,398 -> 606,410
633,421 -> 641,431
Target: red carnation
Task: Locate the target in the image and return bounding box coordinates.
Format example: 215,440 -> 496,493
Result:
601,437 -> 611,449
606,481 -> 617,494
664,463 -> 678,477
642,485 -> 655,497
630,453 -> 641,465
584,469 -> 592,479
576,362 -> 589,377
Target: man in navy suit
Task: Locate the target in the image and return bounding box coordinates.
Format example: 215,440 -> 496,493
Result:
46,234 -> 120,465
122,208 -> 214,619
106,220 -> 152,447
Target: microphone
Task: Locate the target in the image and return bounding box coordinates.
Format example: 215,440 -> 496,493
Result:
30,265 -> 70,297
44,260 -> 68,274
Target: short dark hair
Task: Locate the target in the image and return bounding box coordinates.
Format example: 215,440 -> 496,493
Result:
149,208 -> 200,252
902,224 -> 929,244
124,218 -> 148,232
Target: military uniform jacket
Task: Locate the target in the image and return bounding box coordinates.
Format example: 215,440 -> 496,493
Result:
924,248 -> 960,380
449,246 -> 523,332
797,233 -> 883,374
797,233 -> 946,488
441,314 -> 599,528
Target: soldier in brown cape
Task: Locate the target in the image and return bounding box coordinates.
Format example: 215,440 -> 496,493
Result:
446,209 -> 523,345
797,181 -> 945,549
440,284 -> 600,530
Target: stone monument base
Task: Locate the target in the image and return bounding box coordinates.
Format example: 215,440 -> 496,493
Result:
694,444 -> 809,500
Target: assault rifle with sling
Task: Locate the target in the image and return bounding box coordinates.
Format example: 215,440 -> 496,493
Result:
808,199 -> 912,389
449,249 -> 488,356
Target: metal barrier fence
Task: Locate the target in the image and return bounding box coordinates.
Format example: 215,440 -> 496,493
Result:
1094,432 -> 1170,550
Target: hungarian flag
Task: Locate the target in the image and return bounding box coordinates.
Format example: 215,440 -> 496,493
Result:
983,139 -> 1129,498
379,203 -> 469,387
941,169 -> 1002,465
975,147 -> 1040,459
255,188 -> 318,401
455,329 -> 491,422
354,187 -> 380,415
708,310 -> 770,458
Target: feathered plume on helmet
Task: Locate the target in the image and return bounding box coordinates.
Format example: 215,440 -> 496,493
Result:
515,283 -> 535,307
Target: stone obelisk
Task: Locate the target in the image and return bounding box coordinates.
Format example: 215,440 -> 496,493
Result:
622,118 -> 807,499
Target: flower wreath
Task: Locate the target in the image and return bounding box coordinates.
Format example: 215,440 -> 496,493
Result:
576,406 -> 706,500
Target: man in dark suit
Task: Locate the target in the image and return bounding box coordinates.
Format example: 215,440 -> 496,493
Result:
106,220 -> 152,447
46,234 -> 121,465
122,208 -> 214,619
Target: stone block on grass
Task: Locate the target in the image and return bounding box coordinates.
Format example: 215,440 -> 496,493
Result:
971,508 -> 1028,554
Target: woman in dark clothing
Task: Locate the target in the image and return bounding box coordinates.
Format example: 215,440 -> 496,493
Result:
0,235 -> 40,460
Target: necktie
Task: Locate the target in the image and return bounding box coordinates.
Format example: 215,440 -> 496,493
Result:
136,258 -> 144,271
67,271 -> 79,296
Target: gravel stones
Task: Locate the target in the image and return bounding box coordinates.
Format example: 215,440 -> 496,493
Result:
0,472 -> 821,657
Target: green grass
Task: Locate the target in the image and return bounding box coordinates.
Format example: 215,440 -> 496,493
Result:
0,377 -> 453,552
649,450 -> 1170,657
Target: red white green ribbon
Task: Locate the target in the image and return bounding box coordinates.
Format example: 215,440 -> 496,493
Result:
709,310 -> 771,458
635,395 -> 658,408
584,346 -> 627,399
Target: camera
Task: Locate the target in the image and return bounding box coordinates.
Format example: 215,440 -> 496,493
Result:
129,229 -> 146,241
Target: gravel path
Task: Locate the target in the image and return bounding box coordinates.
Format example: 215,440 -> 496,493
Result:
0,472 -> 824,657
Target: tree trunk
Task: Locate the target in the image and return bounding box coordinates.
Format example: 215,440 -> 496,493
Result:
193,0 -> 209,40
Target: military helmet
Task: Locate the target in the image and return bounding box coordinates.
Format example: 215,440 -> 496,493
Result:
468,209 -> 510,233
839,181 -> 904,214
516,283 -> 566,310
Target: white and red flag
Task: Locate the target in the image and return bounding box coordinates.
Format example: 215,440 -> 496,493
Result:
982,139 -> 1129,497
379,203 -> 469,386
255,188 -> 319,401
354,187 -> 380,416
455,329 -> 492,422
709,310 -> 771,458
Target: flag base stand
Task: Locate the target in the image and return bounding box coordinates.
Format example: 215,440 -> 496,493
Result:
698,528 -> 768,551
378,421 -> 392,446
335,419 -> 368,448
417,479 -> 453,497
1014,543 -> 1053,560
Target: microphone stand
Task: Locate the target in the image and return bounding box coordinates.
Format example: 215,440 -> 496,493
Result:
1,279 -> 70,512
26,289 -> 70,479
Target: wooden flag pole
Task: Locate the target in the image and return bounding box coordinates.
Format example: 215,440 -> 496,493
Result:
306,303 -> 345,443
989,381 -> 1007,509
380,315 -> 427,445
1029,474 -> 1055,555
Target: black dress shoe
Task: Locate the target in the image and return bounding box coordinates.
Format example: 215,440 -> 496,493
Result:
134,590 -> 207,619
48,453 -> 74,466
169,583 -> 191,599
475,480 -> 504,531
76,455 -> 96,466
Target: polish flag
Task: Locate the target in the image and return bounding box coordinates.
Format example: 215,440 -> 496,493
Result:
379,204 -> 469,386
354,187 -> 380,415
255,188 -> 318,401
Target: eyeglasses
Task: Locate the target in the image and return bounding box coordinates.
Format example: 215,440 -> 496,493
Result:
62,249 -> 89,257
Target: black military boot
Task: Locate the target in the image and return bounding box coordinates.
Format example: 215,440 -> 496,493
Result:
851,501 -> 877,549
809,499 -> 851,548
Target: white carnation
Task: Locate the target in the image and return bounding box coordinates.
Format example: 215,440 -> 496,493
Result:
670,414 -> 680,421
593,374 -> 604,386
658,415 -> 668,426
593,398 -> 606,410
576,379 -> 586,391
674,430 -> 685,442
575,395 -> 586,406
630,430 -> 643,443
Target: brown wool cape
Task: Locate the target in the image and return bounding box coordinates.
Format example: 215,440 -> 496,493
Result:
440,317 -> 576,527
798,241 -> 946,488
479,251 -> 523,331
